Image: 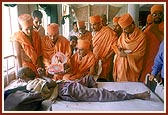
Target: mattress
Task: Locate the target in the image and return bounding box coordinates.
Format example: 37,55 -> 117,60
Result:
51,82 -> 164,112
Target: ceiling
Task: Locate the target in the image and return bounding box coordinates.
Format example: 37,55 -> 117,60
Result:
69,4 -> 154,11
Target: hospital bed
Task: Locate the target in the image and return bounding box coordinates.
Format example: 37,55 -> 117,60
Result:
51,82 -> 165,112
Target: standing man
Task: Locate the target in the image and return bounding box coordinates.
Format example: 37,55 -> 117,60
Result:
149,41 -> 164,85
139,4 -> 164,82
113,13 -> 146,82
31,10 -> 45,38
89,15 -> 118,81
69,21 -> 79,38
41,23 -> 71,78
69,36 -> 78,55
11,14 -> 43,77
77,21 -> 92,42
62,39 -> 97,81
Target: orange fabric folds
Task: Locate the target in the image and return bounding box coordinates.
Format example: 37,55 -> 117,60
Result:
11,30 -> 42,74
63,51 -> 96,80
92,26 -> 118,80
113,28 -> 146,82
41,35 -> 71,69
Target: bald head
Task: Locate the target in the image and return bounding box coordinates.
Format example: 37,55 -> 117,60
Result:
17,67 -> 36,80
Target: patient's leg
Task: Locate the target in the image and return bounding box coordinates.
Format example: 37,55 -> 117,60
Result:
78,75 -> 98,88
58,82 -> 150,102
132,91 -> 151,100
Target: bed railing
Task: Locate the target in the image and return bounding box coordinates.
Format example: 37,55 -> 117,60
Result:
3,55 -> 17,85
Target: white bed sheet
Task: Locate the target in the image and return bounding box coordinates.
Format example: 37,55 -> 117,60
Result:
52,82 -> 164,112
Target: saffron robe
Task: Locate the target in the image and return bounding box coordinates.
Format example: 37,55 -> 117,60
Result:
139,22 -> 164,82
113,27 -> 146,82
62,51 -> 96,80
41,35 -> 71,69
92,26 -> 118,80
11,30 -> 42,75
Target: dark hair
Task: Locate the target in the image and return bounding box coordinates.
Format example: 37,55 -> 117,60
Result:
17,67 -> 36,79
69,36 -> 78,41
32,10 -> 43,19
72,21 -> 77,26
101,14 -> 107,19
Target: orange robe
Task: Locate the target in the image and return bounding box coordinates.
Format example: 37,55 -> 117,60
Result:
11,30 -> 42,76
63,51 -> 96,80
41,35 -> 71,70
113,27 -> 146,82
92,26 -> 118,80
139,22 -> 164,82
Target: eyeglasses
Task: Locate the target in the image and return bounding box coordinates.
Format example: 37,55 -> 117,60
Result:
152,13 -> 163,17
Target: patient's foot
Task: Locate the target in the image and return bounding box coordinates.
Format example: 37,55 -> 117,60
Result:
134,90 -> 151,100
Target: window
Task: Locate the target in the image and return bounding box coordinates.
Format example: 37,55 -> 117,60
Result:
2,5 -> 19,75
62,4 -> 70,39
39,7 -> 50,35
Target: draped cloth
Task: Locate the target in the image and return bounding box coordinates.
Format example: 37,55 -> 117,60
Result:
92,26 -> 118,80
41,35 -> 71,69
113,27 -> 146,82
139,22 -> 164,82
62,51 -> 96,80
11,30 -> 42,75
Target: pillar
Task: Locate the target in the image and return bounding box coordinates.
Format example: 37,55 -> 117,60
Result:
128,4 -> 139,26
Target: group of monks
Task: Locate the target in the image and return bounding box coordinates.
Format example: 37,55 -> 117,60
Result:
11,4 -> 164,83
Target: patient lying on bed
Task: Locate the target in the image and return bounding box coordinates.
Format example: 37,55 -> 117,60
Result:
5,67 -> 151,102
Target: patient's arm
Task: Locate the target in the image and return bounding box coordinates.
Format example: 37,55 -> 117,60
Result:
42,76 -> 57,88
37,68 -> 57,88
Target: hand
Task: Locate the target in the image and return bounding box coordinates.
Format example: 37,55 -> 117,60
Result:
64,63 -> 71,73
17,78 -> 26,83
149,74 -> 155,81
64,63 -> 70,70
64,67 -> 71,73
37,67 -> 45,76
120,49 -> 127,57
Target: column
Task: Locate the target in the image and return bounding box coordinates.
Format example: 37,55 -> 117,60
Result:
128,4 -> 139,26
